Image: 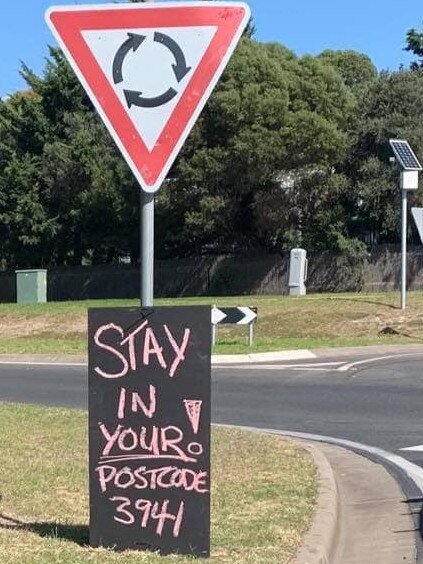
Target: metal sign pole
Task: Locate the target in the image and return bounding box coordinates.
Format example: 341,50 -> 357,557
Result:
401,189 -> 407,310
140,0 -> 155,308
48,0 -> 250,311
140,191 -> 154,307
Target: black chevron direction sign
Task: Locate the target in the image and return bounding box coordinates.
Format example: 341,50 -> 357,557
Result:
211,307 -> 257,326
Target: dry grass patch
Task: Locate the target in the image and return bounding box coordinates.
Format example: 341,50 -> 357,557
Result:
0,291 -> 421,355
0,403 -> 316,564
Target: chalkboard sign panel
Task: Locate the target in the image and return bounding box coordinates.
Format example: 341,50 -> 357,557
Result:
88,306 -> 211,556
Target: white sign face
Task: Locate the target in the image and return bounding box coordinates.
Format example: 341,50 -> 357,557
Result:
46,2 -> 251,193
82,26 -> 218,152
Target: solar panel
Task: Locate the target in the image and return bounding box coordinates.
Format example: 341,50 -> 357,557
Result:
389,139 -> 422,171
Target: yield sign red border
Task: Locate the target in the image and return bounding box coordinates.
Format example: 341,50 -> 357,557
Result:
46,2 -> 251,193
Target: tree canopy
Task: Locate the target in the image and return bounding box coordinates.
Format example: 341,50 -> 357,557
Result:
0,23 -> 422,269
405,24 -> 423,68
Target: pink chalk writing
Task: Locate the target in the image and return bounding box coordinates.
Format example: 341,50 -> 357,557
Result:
93,321 -> 191,379
94,324 -> 128,379
110,496 -> 134,525
120,320 -> 148,371
187,443 -> 204,456
91,312 -> 209,549
99,454 -> 197,464
143,328 -> 167,370
117,386 -> 157,420
96,465 -> 209,493
163,325 -> 190,377
183,399 -> 202,434
110,497 -> 185,537
98,423 -> 197,463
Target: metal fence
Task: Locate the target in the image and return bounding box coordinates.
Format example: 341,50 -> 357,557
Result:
1,246 -> 423,302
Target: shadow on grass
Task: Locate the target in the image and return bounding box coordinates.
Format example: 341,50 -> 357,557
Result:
378,327 -> 423,343
0,512 -> 89,546
328,296 -> 398,309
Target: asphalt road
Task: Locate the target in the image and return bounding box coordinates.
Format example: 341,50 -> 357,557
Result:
216,355 -> 423,468
1,352 -> 423,469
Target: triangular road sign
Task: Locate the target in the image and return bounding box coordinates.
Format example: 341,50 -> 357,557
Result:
46,2 -> 251,193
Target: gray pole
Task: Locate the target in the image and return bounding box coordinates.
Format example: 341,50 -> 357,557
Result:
401,189 -> 407,310
140,192 -> 154,307
140,0 -> 154,308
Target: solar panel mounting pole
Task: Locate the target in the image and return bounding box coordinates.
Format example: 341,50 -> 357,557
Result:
140,0 -> 155,308
389,139 -> 422,310
401,189 -> 407,310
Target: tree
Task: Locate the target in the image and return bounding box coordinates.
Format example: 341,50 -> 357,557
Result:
318,50 -> 377,94
156,38 -> 356,255
405,24 -> 423,69
0,50 -> 140,268
341,68 -> 423,244
0,91 -> 57,268
0,30 -> 391,265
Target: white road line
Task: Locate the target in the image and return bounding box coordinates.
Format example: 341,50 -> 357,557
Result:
290,367 -> 336,372
220,425 -> 423,493
337,352 -> 423,372
0,361 -> 87,367
400,444 -> 423,452
223,361 -> 344,371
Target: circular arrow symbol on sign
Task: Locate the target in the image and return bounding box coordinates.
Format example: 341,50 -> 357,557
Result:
153,32 -> 191,83
112,33 -> 146,85
112,31 -> 191,109
124,87 -> 178,109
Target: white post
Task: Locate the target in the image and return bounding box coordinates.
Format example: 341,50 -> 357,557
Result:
401,189 -> 407,310
212,304 -> 217,347
248,324 -> 254,347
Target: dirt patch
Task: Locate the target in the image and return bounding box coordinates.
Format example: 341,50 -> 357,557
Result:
0,314 -> 86,339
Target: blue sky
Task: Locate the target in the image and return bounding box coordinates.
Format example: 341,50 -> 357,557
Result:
1,0 -> 421,98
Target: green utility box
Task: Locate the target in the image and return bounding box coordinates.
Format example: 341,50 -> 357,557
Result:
16,269 -> 47,304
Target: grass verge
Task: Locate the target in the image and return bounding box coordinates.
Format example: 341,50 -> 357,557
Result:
0,290 -> 422,354
0,403 -> 316,563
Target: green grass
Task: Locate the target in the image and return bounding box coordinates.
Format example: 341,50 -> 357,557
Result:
0,403 -> 316,563
0,334 -> 87,355
0,291 -> 422,355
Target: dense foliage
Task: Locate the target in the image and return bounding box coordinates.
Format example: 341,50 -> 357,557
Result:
1,22 -> 423,268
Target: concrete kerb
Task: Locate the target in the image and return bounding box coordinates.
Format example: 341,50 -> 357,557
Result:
212,343 -> 423,365
290,440 -> 339,564
0,351 -> 318,366
217,424 -> 341,564
211,350 -> 316,364
274,432 -> 417,564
